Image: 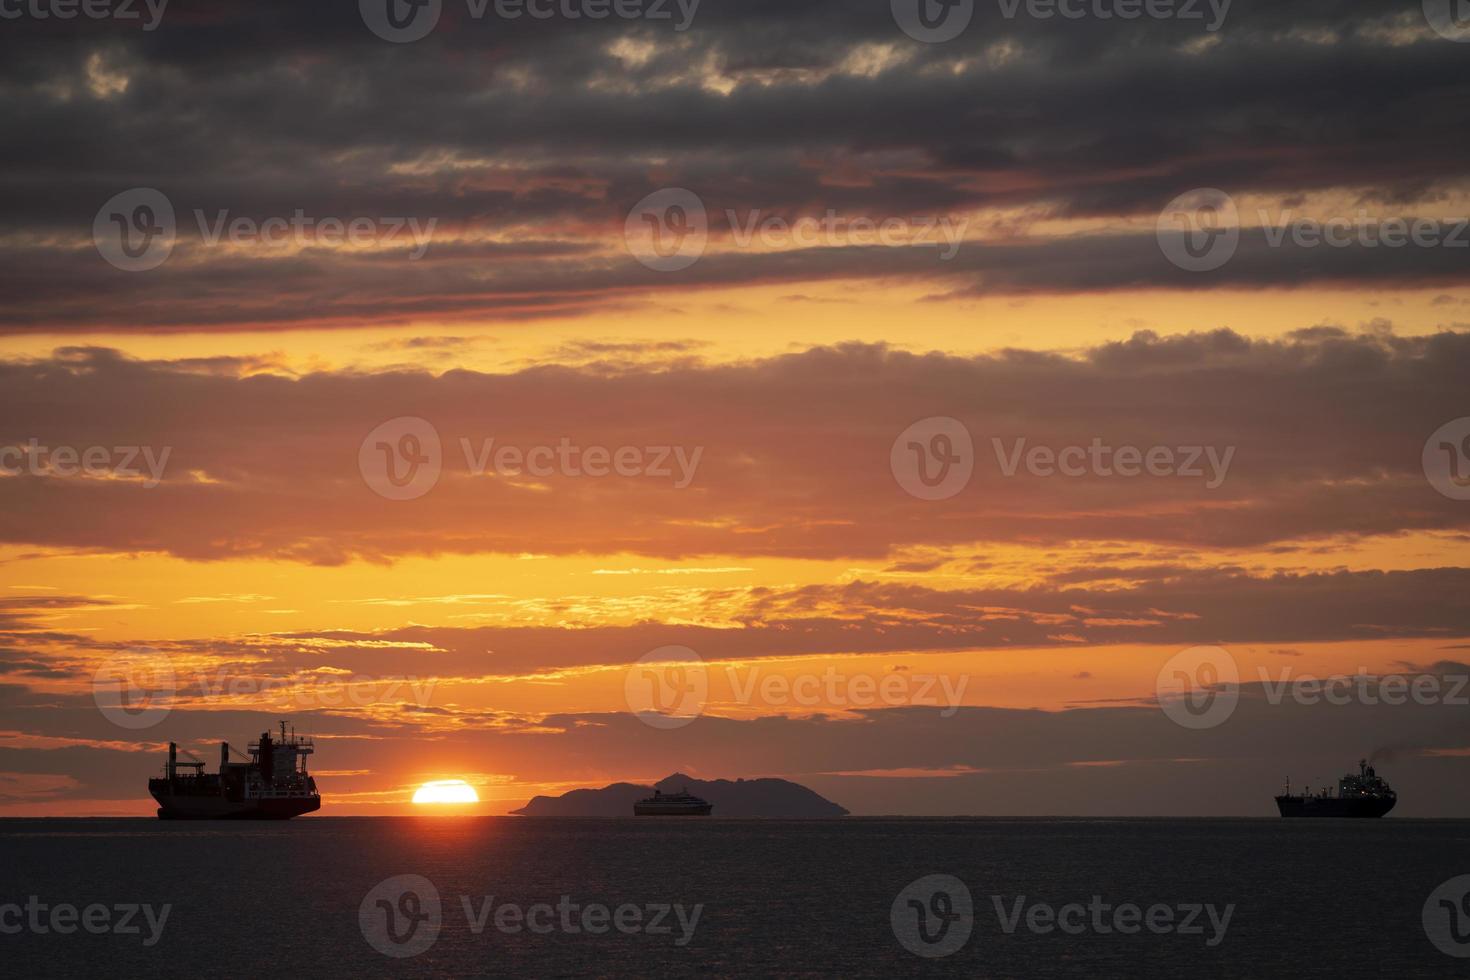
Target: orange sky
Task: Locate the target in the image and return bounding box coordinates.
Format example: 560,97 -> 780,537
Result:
3,3 -> 1469,817
4,296 -> 1468,815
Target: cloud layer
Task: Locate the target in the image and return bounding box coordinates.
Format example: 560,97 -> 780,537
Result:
3,1 -> 1468,330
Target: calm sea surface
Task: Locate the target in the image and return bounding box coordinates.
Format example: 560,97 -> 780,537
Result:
3,817 -> 1468,977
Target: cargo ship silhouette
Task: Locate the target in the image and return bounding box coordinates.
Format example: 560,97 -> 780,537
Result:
148,721 -> 321,820
1275,759 -> 1396,818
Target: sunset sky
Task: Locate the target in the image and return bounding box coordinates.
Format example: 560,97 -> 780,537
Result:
3,0 -> 1468,817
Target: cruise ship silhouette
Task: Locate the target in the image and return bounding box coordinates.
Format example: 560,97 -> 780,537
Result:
633,787 -> 712,816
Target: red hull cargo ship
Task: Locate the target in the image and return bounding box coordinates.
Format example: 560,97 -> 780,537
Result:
149,721 -> 321,820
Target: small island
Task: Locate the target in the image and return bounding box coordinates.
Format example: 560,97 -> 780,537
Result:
511,772 -> 849,818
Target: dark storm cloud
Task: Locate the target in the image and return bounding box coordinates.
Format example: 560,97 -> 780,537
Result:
2,1 -> 1467,330
7,223 -> 1470,331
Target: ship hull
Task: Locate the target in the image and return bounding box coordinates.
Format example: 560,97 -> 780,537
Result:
1275,795 -> 1395,818
633,804 -> 712,816
150,786 -> 320,820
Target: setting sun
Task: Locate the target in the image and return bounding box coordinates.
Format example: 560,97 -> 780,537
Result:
411,779 -> 480,806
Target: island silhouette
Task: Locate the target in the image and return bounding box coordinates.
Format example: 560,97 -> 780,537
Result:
512,773 -> 849,817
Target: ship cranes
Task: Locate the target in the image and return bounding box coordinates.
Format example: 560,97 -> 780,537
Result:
147,721 -> 321,820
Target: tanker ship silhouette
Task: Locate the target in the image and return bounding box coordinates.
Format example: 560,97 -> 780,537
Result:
1275,759 -> 1396,818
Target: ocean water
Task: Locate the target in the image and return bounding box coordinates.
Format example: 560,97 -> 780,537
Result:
3,817 -> 1469,977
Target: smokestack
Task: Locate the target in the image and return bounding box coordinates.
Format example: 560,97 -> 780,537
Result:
259,731 -> 273,783
168,742 -> 177,781
221,742 -> 229,770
